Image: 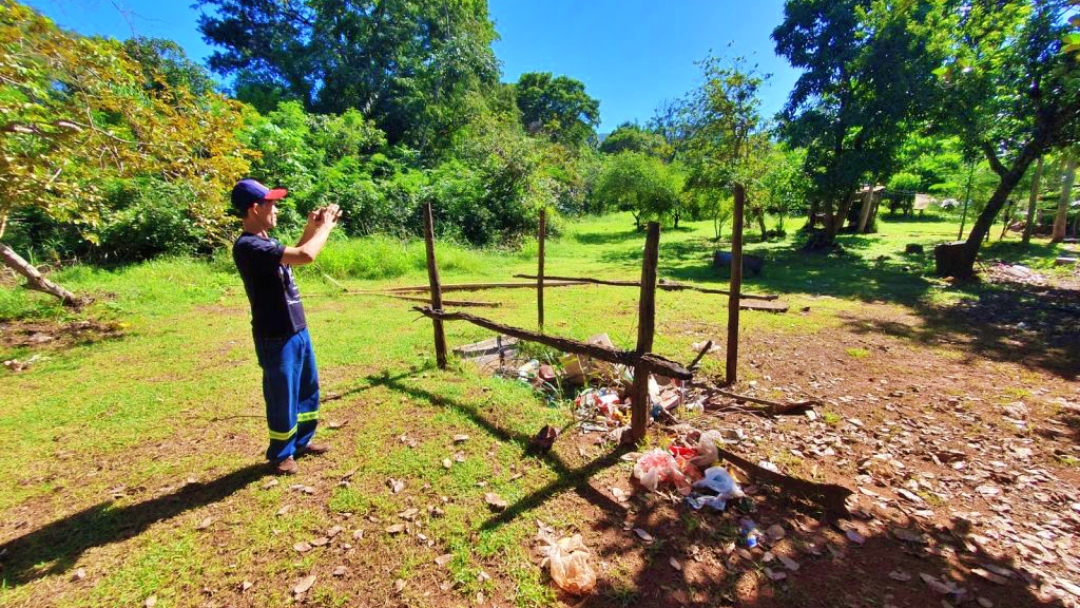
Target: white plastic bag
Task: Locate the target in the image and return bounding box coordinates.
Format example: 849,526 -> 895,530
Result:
692,430 -> 724,467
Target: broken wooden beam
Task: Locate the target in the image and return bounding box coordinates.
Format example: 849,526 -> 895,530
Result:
706,387 -> 818,415
361,280 -> 589,294
511,274 -> 778,301
386,294 -> 501,308
718,447 -> 852,520
411,306 -> 693,380
739,300 -> 789,313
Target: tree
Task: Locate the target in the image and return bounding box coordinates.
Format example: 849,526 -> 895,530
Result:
931,0 -> 1080,276
1,2 -> 251,302
514,72 -> 600,147
680,56 -> 772,240
196,0 -> 500,148
599,122 -> 671,158
593,152 -> 682,229
773,0 -> 941,244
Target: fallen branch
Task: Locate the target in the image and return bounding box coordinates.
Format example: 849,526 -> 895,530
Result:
512,274 -> 778,301
706,387 -> 817,415
362,280 -> 589,294
687,340 -> 713,371
412,306 -> 693,380
717,447 -> 852,521
387,294 -> 501,308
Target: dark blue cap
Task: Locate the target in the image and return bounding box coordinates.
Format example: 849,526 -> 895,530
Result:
231,179 -> 287,214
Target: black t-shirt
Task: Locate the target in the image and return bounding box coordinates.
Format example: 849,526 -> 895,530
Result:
233,232 -> 308,338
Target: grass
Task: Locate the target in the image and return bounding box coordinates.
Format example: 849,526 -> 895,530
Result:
0,210 -> 1073,607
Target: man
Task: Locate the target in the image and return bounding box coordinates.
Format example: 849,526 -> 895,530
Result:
231,178 -> 342,475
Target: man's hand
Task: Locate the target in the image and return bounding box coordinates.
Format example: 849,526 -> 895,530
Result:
307,204 -> 343,229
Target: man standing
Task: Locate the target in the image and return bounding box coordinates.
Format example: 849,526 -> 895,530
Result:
231,179 -> 342,474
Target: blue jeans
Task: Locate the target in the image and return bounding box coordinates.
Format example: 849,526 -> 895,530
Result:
254,329 -> 320,462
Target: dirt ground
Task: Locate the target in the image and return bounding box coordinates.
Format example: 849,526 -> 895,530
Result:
531,271 -> 1080,608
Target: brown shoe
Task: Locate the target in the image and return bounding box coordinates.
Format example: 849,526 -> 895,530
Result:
274,456 -> 298,475
297,442 -> 330,457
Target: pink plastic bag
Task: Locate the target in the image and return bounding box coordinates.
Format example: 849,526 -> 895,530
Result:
633,449 -> 692,495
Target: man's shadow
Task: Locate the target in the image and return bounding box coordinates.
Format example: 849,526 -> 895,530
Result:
0,463 -> 267,588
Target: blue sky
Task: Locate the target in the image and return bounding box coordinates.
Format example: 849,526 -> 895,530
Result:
25,0 -> 800,132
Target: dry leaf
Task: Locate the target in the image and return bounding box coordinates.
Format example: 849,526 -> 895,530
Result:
453,434 -> 470,443
276,505 -> 292,517
633,528 -> 654,542
333,566 -> 348,577
293,574 -> 316,595
310,537 -> 329,547
669,557 -> 682,571
327,525 -> 343,538
71,568 -> 86,582
484,493 -> 507,511
293,541 -> 313,553
846,529 -> 865,545
385,524 -> 406,535
393,578 -> 406,594
240,581 -> 253,592
778,555 -> 800,571
196,517 -> 213,530
889,569 -> 912,582
435,554 -> 454,567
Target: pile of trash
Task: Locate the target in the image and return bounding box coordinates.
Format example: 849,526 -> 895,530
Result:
631,429 -> 753,514
461,333 -> 704,438
985,261 -> 1049,286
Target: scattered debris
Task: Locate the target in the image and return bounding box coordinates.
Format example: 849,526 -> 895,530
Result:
484,492 -> 508,511
537,530 -> 597,595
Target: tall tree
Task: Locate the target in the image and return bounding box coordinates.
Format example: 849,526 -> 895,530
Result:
196,0 -> 500,148
680,56 -> 772,240
1,2 -> 250,303
514,72 -> 600,147
773,0 -> 941,244
1051,153 -> 1076,242
932,0 -> 1080,276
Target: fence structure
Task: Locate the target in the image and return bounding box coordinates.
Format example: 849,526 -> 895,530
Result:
412,188 -> 751,444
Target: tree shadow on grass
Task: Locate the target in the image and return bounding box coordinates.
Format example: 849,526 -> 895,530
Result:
0,463 -> 267,588
363,370 -> 628,532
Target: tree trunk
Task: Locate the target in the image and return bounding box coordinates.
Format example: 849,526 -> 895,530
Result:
756,209 -> 767,242
940,163 -> 1031,277
0,241 -> 81,306
1052,155 -> 1076,243
1022,156 -> 1044,246
856,188 -> 874,233
804,199 -> 820,231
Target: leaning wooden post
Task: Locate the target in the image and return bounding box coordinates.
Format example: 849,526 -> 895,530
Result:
537,209 -> 546,332
629,222 -> 661,444
423,203 -> 448,369
726,184 -> 745,385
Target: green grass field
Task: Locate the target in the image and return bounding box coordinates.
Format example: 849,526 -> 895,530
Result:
0,211 -> 1073,607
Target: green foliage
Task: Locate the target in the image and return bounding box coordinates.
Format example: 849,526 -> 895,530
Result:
514,72 -> 601,147
773,0 -> 943,238
593,152 -> 683,228
196,0 -> 500,149
599,122 -> 671,159
0,1 -> 252,261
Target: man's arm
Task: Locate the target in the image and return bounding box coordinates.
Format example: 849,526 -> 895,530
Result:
282,204 -> 342,266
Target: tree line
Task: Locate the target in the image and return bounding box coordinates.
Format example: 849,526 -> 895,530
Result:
1,0 -> 1078,304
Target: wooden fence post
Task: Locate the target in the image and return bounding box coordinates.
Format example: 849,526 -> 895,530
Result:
630,222 -> 660,444
537,209 -> 546,332
423,203 -> 448,369
726,184 -> 745,385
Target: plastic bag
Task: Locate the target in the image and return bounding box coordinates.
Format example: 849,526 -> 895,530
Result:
693,466 -> 744,500
692,430 -> 724,467
541,534 -> 596,595
633,449 -> 692,495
